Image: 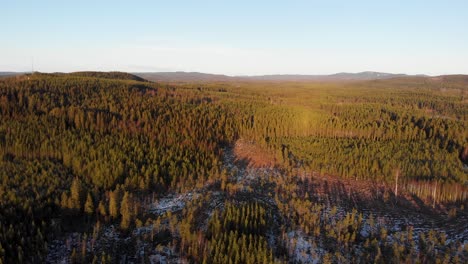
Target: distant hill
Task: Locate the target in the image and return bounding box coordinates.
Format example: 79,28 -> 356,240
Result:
135,72 -> 235,82
68,71 -> 147,82
4,71 -> 462,83
243,71 -> 411,81
135,71 -> 419,82
0,72 -> 22,77
2,71 -> 149,82
327,71 -> 412,80
436,74 -> 468,84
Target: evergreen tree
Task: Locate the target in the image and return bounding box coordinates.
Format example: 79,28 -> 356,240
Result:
109,189 -> 121,220
120,191 -> 133,230
84,193 -> 94,215
70,178 -> 83,210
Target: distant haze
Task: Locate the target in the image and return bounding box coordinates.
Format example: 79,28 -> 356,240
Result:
0,71 -> 438,82
135,71 -> 415,82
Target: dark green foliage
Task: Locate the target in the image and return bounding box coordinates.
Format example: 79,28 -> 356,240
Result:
0,73 -> 466,263
0,74 -> 233,262
205,202 -> 276,263
67,71 -> 148,82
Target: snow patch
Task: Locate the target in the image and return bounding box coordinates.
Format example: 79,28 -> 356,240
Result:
149,192 -> 199,215
287,230 -> 324,264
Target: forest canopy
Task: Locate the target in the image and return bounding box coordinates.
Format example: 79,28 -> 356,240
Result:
0,72 -> 466,263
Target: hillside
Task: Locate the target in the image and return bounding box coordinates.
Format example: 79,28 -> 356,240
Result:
0,72 -> 466,263
135,71 -> 236,82
0,72 -> 23,77
243,71 -> 410,81
68,71 -> 148,82
135,71 -> 421,82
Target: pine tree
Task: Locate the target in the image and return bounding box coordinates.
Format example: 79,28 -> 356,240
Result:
84,193 -> 94,215
120,191 -> 133,230
60,192 -> 70,209
70,178 -> 83,210
97,201 -> 107,217
109,189 -> 121,219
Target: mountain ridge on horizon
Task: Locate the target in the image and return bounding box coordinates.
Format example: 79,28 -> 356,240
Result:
3,70 -> 467,83
135,71 -> 432,82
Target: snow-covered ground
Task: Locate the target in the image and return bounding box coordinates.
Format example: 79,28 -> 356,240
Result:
46,226 -> 121,263
286,230 -> 324,264
148,192 -> 199,216
46,144 -> 468,262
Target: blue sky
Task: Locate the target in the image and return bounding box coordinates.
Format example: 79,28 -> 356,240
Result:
1,0 -> 467,75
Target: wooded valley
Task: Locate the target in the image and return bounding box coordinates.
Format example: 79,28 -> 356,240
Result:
0,72 -> 466,263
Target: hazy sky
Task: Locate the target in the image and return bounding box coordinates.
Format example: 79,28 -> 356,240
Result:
1,0 -> 467,75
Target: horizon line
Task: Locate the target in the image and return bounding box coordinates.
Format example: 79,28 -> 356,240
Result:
2,69 -> 460,77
